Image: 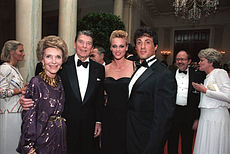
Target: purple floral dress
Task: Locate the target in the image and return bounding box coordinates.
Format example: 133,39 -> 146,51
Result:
17,75 -> 66,154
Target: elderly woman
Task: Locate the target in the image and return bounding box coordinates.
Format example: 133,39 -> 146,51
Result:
192,48 -> 230,154
17,35 -> 68,154
0,40 -> 27,154
101,30 -> 136,154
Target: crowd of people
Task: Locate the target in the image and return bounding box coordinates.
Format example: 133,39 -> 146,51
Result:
0,26 -> 229,154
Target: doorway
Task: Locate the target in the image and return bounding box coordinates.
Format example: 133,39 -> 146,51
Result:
174,29 -> 210,62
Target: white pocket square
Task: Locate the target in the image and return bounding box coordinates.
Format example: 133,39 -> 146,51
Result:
97,78 -> 101,81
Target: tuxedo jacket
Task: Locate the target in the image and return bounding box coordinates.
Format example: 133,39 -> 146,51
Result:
173,67 -> 205,123
127,60 -> 177,154
60,55 -> 105,153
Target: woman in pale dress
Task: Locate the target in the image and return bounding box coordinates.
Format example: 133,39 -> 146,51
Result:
0,40 -> 27,154
192,48 -> 230,154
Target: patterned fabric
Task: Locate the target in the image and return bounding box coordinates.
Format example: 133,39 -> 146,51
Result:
17,75 -> 66,154
0,62 -> 24,113
0,62 -> 24,154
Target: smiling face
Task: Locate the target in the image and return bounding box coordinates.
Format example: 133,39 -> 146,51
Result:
110,38 -> 128,60
135,36 -> 158,60
74,34 -> 93,61
176,51 -> 191,71
42,47 -> 63,78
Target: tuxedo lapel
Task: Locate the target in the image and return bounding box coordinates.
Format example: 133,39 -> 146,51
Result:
130,66 -> 154,98
67,56 -> 82,103
82,59 -> 96,104
188,68 -> 194,94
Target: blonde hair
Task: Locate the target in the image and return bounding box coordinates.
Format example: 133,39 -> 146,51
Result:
1,40 -> 23,62
110,30 -> 128,43
37,35 -> 68,63
198,48 -> 222,68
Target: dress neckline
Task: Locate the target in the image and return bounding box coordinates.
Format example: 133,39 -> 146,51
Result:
105,76 -> 130,81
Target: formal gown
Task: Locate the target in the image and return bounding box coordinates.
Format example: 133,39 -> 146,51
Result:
101,77 -> 130,154
17,75 -> 66,154
0,62 -> 24,154
193,69 -> 230,154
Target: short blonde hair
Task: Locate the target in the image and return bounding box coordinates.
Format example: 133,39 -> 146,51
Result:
37,35 -> 68,63
110,30 -> 128,43
198,48 -> 222,68
1,40 -> 23,62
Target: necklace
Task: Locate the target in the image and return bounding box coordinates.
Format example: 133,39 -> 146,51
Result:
39,71 -> 59,87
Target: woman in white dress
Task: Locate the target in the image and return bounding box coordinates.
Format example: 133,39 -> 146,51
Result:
192,48 -> 230,154
0,40 -> 27,154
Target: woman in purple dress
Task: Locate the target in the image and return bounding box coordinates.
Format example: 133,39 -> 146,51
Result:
17,35 -> 68,154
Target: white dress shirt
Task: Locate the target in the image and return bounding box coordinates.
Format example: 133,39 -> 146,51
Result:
128,55 -> 157,97
74,54 -> 89,101
175,68 -> 189,106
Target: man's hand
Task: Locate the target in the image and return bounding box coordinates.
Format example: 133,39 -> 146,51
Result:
94,123 -> 101,138
20,91 -> 34,110
192,120 -> 199,130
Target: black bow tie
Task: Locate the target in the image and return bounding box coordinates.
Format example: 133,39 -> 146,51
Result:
140,57 -> 156,68
179,70 -> 187,74
77,59 -> 89,68
141,60 -> 149,68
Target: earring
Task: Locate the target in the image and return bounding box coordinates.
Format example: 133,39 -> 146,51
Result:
60,66 -> 62,70
42,64 -> 45,70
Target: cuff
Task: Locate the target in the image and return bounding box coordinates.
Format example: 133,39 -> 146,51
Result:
96,121 -> 101,124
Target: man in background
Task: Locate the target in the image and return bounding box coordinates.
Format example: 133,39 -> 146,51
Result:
167,50 -> 205,154
90,46 -> 106,65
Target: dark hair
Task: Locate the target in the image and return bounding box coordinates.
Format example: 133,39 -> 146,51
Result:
133,27 -> 158,46
75,30 -> 94,45
126,43 -> 135,55
177,50 -> 191,60
94,46 -> 105,55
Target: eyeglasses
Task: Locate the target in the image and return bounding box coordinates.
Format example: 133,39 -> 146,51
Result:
176,58 -> 188,61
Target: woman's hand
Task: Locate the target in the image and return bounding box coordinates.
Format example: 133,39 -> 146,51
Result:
13,84 -> 27,95
21,86 -> 27,92
192,82 -> 207,93
28,148 -> 36,154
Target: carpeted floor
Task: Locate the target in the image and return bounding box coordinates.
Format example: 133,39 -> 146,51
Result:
164,132 -> 196,154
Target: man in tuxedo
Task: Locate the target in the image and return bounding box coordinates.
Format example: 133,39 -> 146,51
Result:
20,30 -> 105,154
167,50 -> 204,154
60,30 -> 104,154
127,27 -> 177,154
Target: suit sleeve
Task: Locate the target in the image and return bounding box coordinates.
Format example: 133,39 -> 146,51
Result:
144,70 -> 177,154
95,65 -> 105,122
